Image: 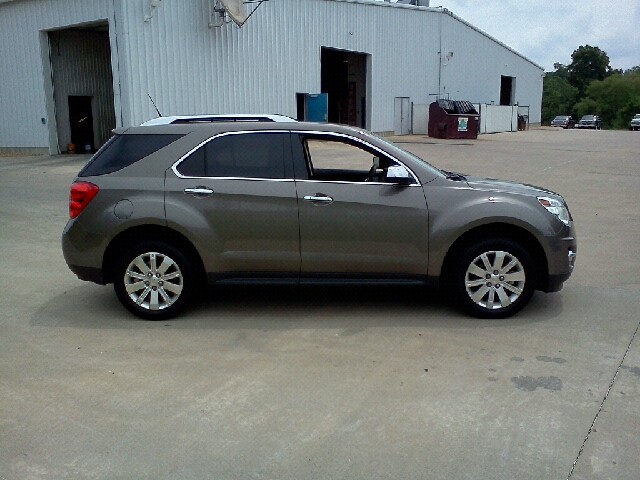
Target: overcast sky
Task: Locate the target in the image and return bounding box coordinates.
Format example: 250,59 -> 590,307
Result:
437,1 -> 640,72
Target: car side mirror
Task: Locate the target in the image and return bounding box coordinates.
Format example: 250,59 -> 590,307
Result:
385,165 -> 413,185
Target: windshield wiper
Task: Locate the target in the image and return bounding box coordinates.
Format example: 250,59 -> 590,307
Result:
442,170 -> 467,181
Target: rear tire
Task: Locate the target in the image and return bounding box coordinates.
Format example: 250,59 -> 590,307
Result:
451,238 -> 536,319
114,241 -> 195,320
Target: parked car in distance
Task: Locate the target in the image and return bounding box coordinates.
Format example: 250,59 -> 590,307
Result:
576,115 -> 602,129
550,115 -> 575,128
62,116 -> 577,320
630,114 -> 640,131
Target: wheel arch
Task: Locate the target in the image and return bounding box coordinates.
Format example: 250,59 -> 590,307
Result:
102,225 -> 205,285
440,223 -> 549,291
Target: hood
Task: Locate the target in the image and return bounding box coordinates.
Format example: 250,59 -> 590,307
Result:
463,175 -> 558,197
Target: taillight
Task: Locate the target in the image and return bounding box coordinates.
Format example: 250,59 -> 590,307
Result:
69,181 -> 99,219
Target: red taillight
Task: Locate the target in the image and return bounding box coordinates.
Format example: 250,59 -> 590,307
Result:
69,181 -> 99,219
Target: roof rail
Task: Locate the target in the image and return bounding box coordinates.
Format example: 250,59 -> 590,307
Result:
140,114 -> 297,126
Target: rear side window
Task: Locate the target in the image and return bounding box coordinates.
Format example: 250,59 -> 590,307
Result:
176,132 -> 288,179
78,134 -> 184,177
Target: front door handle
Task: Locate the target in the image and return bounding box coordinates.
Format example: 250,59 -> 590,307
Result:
304,194 -> 333,204
184,187 -> 214,197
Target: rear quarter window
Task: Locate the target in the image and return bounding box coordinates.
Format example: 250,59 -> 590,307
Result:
78,134 -> 184,177
176,132 -> 288,179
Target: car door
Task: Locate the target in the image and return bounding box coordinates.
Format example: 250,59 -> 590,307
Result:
165,131 -> 300,279
292,132 -> 429,278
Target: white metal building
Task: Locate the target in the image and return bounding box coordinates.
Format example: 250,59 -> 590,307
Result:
0,0 -> 544,155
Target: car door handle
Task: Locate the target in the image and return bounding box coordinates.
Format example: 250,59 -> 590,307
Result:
184,187 -> 214,197
304,194 -> 333,203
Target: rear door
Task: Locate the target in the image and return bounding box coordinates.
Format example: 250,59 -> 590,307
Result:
165,131 -> 300,279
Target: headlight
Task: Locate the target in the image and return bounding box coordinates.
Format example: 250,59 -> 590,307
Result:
538,197 -> 572,226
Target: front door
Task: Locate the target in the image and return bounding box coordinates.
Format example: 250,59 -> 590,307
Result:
293,133 -> 429,278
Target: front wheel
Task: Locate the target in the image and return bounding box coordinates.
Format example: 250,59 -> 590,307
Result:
114,241 -> 195,320
451,238 -> 536,319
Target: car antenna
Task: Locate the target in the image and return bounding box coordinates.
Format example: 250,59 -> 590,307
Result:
148,93 -> 162,117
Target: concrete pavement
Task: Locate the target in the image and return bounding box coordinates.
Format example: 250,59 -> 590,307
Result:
1,128 -> 639,479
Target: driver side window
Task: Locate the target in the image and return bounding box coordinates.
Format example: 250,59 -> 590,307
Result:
303,137 -> 394,183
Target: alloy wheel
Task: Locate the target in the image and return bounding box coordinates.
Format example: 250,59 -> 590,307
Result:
123,251 -> 184,311
464,250 -> 526,310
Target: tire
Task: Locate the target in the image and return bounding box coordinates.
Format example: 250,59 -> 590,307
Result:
451,238 -> 536,319
114,241 -> 195,320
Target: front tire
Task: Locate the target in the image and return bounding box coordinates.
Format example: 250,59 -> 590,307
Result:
451,238 -> 536,319
114,241 -> 195,320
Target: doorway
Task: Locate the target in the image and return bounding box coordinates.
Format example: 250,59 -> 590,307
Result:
320,48 -> 369,128
394,97 -> 411,135
500,76 -> 515,106
68,96 -> 95,151
48,24 -> 116,153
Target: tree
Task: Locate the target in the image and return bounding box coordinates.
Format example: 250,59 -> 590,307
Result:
575,71 -> 640,129
541,46 -> 638,129
567,45 -> 613,97
541,72 -> 578,124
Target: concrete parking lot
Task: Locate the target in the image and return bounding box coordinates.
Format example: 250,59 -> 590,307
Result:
1,128 -> 639,479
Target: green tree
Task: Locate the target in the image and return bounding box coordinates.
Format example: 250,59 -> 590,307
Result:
542,72 -> 578,124
575,71 -> 640,129
552,63 -> 570,79
567,45 -> 613,97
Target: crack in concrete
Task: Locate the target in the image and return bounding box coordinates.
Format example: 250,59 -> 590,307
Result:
567,318 -> 640,479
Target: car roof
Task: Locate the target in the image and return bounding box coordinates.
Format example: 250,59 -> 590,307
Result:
140,114 -> 297,126
117,120 -> 375,139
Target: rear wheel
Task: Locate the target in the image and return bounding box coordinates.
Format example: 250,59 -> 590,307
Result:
114,241 -> 195,320
451,238 -> 536,318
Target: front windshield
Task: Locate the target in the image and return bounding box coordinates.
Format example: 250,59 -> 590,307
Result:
363,131 -> 446,178
555,116 -> 569,120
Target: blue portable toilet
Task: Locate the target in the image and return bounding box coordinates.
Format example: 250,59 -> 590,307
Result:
296,93 -> 328,123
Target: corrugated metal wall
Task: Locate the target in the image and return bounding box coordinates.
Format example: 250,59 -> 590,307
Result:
0,0 -> 543,151
115,0 -> 442,131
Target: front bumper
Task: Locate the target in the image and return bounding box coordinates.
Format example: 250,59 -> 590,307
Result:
540,223 -> 577,292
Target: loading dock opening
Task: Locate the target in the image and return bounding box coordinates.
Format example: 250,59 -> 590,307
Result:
320,47 -> 369,129
47,24 -> 116,153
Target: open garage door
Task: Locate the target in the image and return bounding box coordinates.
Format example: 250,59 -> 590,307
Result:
48,24 -> 116,153
321,47 -> 369,129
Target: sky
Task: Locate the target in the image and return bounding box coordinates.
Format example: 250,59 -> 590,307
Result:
380,1 -> 640,72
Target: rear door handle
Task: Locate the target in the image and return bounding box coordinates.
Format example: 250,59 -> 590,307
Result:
304,194 -> 333,204
184,187 -> 214,197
